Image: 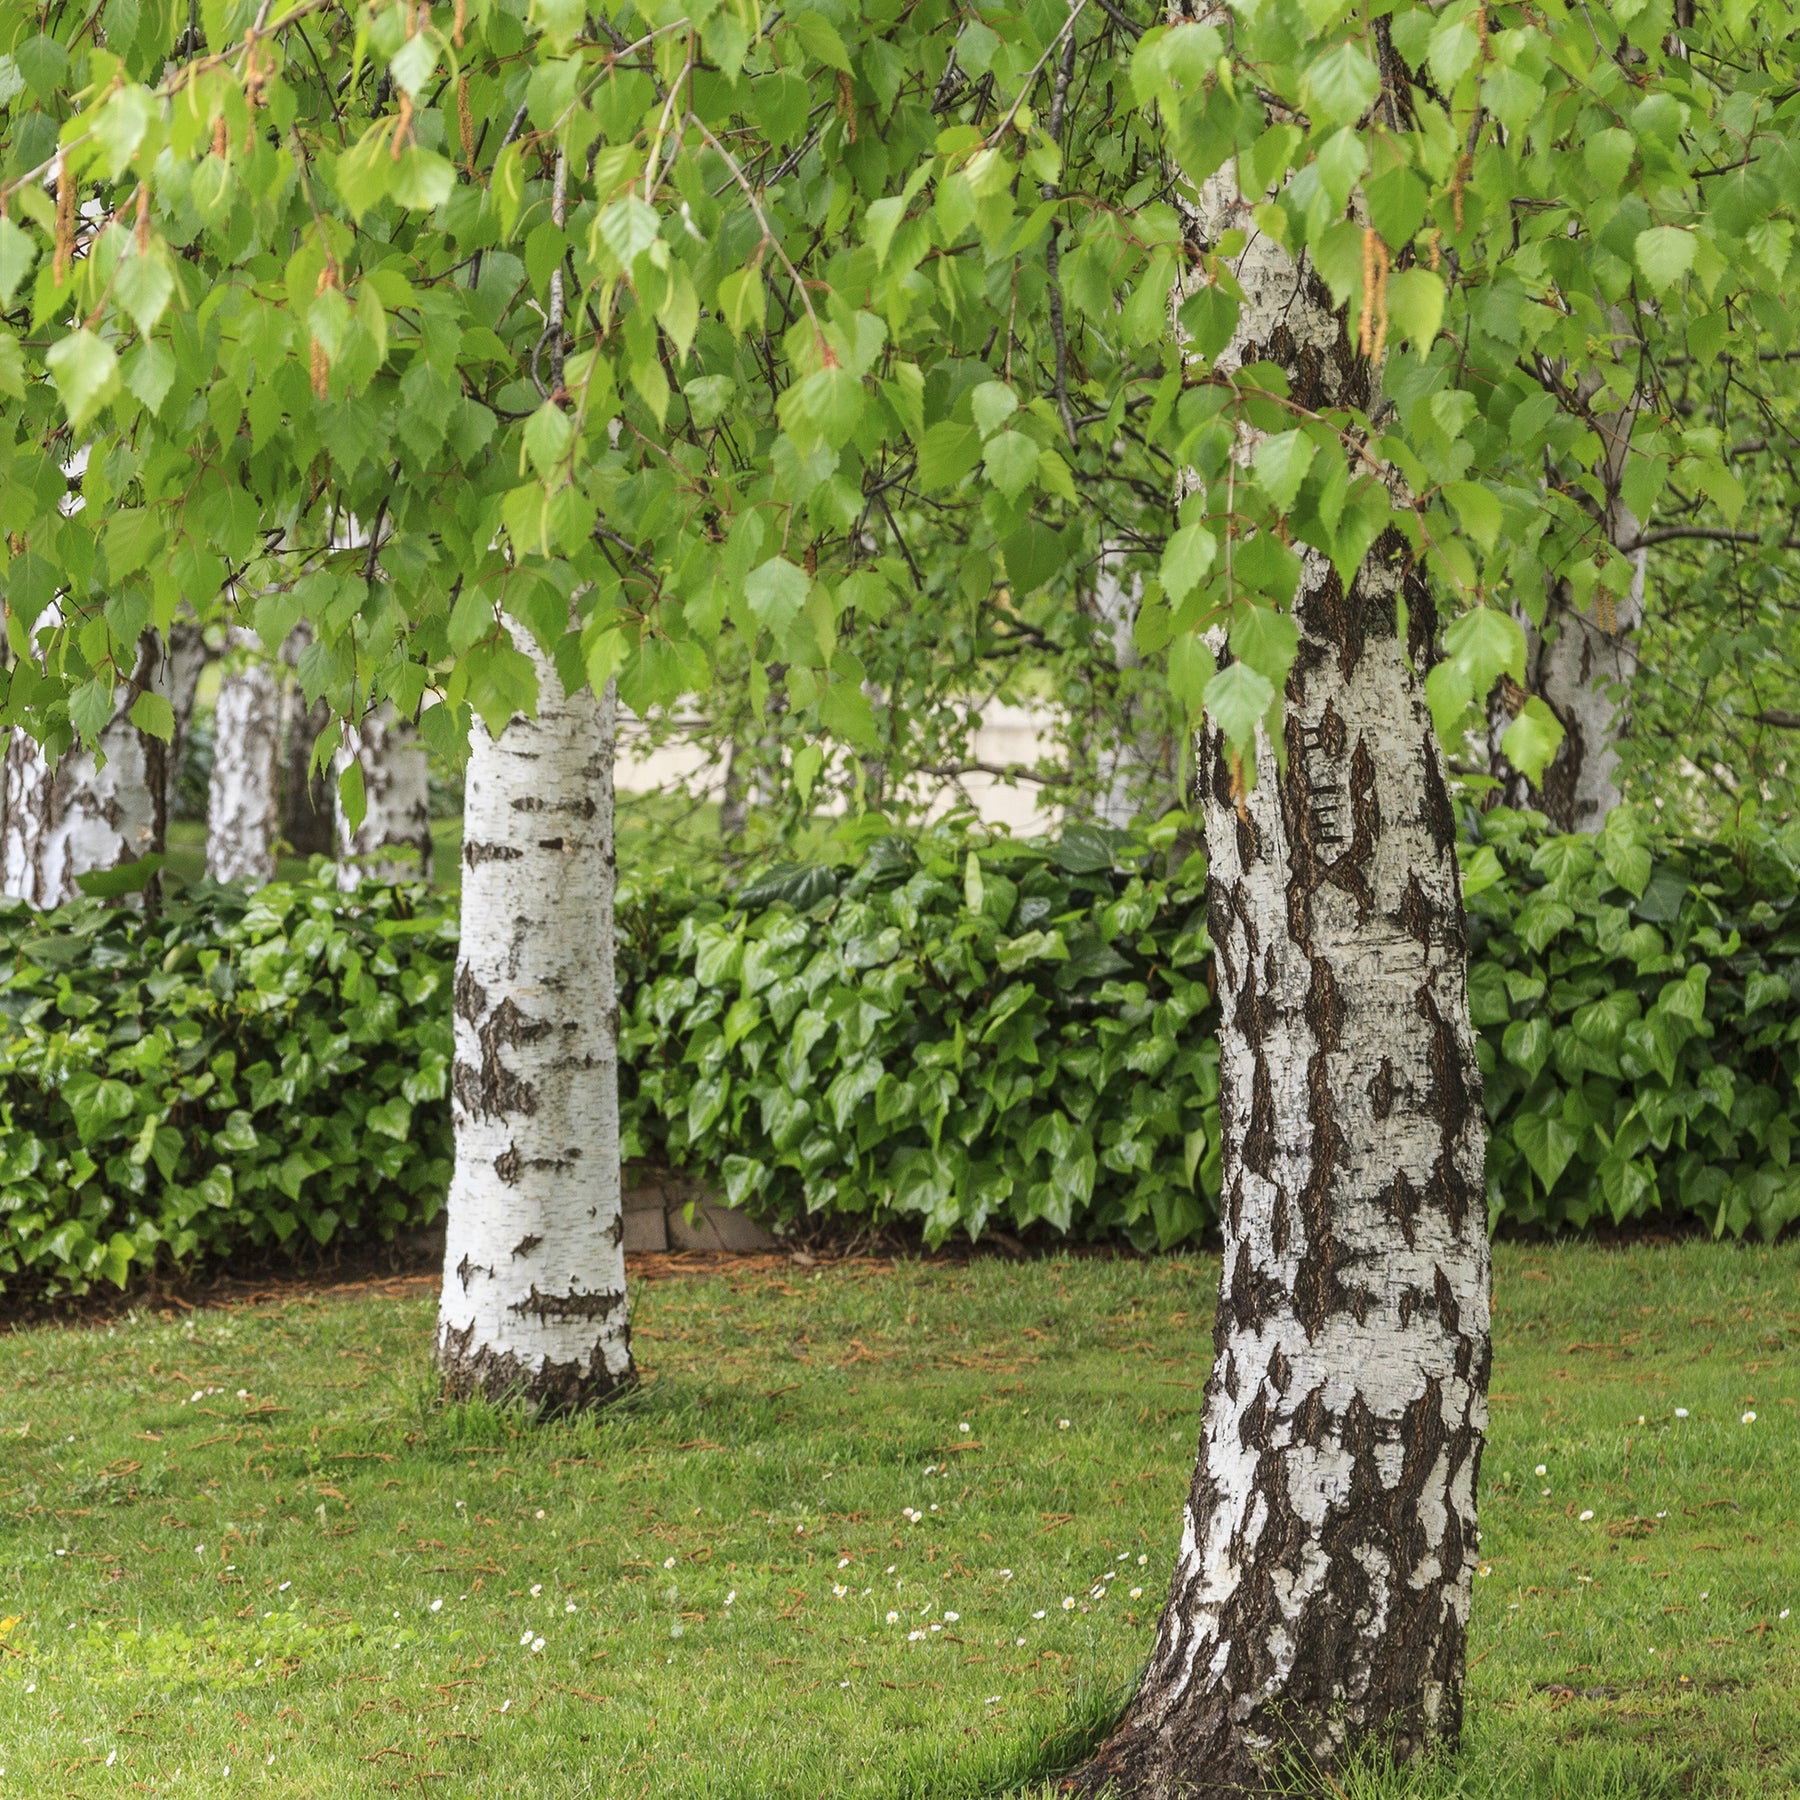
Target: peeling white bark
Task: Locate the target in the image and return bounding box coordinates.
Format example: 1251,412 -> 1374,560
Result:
434,646 -> 632,1410
1074,80 -> 1489,1800
0,634 -> 169,908
206,628 -> 283,886
333,704 -> 433,888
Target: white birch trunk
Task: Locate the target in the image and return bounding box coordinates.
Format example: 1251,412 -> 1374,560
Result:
434,650 -> 632,1410
333,704 -> 433,888
0,634 -> 169,908
163,619 -> 212,826
1072,89 -> 1489,1800
1092,549 -> 1153,829
1490,363 -> 1642,831
206,628 -> 283,886
280,626 -> 335,858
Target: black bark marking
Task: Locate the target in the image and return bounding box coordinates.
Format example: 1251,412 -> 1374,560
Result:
1420,731 -> 1458,856
453,997 -> 552,1122
1384,1169 -> 1420,1249
508,1285 -> 626,1323
463,840 -> 523,866
511,1234 -> 542,1259
1369,1057 -> 1395,1121
435,1318 -> 632,1416
453,962 -> 487,1024
1397,871 -> 1436,947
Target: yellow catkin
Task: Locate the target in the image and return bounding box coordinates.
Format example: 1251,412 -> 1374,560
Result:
136,182 -> 150,254
392,92 -> 414,160
212,113 -> 229,159
1359,227 -> 1377,356
1597,590 -> 1617,633
453,0 -> 466,47
1371,239 -> 1391,363
53,156 -> 74,286
838,70 -> 856,143
459,73 -> 475,172
310,264 -> 340,399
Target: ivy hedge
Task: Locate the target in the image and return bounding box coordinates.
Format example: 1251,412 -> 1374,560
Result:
0,880 -> 455,1297
5,810 -> 1800,1296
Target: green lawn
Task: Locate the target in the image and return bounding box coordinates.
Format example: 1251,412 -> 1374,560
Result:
0,1243 -> 1796,1798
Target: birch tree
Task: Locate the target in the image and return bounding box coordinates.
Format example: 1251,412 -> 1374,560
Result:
333,705 -> 434,888
1067,152 -> 1488,1800
2,633 -> 172,907
206,627 -> 283,886
435,645 -> 632,1408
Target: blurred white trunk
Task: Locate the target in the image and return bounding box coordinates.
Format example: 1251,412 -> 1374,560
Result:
1092,550 -> 1151,829
1,633 -> 169,907
333,704 -> 433,887
206,628 -> 282,886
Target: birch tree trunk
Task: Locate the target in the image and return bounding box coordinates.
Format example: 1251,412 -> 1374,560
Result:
0,633 -> 169,907
1488,361 -> 1643,832
162,619 -> 212,826
280,630 -> 335,858
435,647 -> 632,1410
1071,135 -> 1489,1800
1091,550 -> 1156,829
206,628 -> 283,886
333,704 -> 433,887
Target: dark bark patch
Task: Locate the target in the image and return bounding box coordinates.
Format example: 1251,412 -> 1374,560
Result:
453,962 -> 488,1024
508,1285 -> 627,1323
511,1234 -> 542,1259
1397,872 -> 1437,947
1420,731 -> 1458,857
1369,1057 -> 1395,1121
463,840 -> 523,867
436,1319 -> 633,1416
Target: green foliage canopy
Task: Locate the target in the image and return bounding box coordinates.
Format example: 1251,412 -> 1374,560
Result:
0,0 -> 1792,794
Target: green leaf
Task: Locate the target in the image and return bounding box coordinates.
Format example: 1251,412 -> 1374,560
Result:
865,197 -> 905,268
1160,524 -> 1217,606
1167,631 -> 1216,721
1228,605 -> 1299,690
918,421 -> 982,491
791,10 -> 851,70
1301,43 -> 1380,127
1252,430 -> 1315,510
339,758 -> 367,837
982,431 -> 1039,500
1204,660 -> 1275,751
1501,697 -> 1566,786
819,681 -> 878,750
1513,1107 -> 1583,1191
74,854 -> 164,899
1443,480 -> 1502,554
130,690 -> 175,741
1635,226 -> 1696,292
523,402 -> 574,479
970,381 -> 1018,438
0,217 -> 37,307
792,742 -> 824,804
46,330 -> 120,431
113,254 -> 175,336
391,147 -> 455,211
745,558 -> 811,636
1384,268 -> 1444,359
